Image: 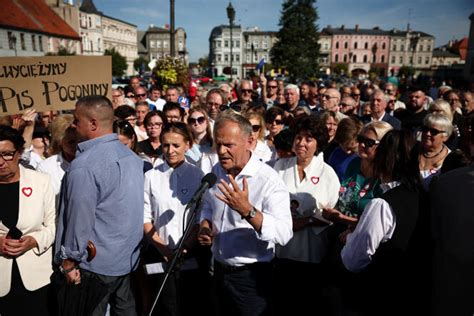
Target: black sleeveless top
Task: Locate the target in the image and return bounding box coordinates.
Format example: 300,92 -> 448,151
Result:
0,181 -> 19,230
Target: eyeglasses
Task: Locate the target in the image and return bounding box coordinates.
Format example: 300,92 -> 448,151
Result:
421,126 -> 445,136
322,94 -> 338,100
267,119 -> 284,125
351,93 -> 360,97
0,151 -> 16,161
188,116 -> 206,125
357,135 -> 380,148
268,86 -> 278,89
385,89 -> 393,94
207,102 -> 222,108
147,122 -> 163,128
241,89 -> 253,94
127,94 -> 135,98
251,125 -> 261,132
136,93 -> 147,98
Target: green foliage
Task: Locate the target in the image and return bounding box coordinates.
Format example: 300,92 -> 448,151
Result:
369,67 -> 385,80
398,66 -> 414,78
134,56 -> 150,73
270,0 -> 320,82
153,56 -> 189,91
198,55 -> 209,69
332,63 -> 348,75
104,48 -> 127,77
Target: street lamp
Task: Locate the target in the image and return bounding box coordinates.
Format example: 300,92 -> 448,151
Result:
226,2 -> 235,81
410,32 -> 420,75
9,33 -> 17,56
243,33 -> 254,78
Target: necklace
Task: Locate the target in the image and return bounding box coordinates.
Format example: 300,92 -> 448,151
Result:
422,145 -> 445,159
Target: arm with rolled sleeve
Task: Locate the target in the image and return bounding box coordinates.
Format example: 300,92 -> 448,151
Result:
341,198 -> 396,272
144,172 -> 154,224
258,179 -> 293,246
29,175 -> 56,255
59,167 -> 97,262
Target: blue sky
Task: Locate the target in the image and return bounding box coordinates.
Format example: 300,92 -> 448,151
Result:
95,0 -> 473,62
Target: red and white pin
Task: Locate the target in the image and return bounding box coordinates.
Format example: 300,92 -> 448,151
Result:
22,187 -> 33,197
310,176 -> 320,185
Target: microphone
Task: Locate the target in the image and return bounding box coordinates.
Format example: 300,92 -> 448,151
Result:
188,173 -> 217,206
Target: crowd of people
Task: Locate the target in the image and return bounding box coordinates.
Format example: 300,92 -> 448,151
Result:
0,73 -> 473,316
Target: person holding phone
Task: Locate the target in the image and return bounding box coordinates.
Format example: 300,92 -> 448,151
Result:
0,125 -> 56,315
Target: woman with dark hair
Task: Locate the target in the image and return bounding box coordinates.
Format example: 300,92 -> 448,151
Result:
142,122 -> 207,316
113,120 -> 138,153
341,129 -> 425,315
0,126 -> 56,315
273,115 -> 340,315
264,106 -> 286,149
186,106 -> 212,163
137,110 -> 166,166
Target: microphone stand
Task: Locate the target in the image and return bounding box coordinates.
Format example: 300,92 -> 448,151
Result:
148,197 -> 202,316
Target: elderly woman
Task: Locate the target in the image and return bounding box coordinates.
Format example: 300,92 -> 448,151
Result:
428,99 -> 460,150
186,106 -> 213,163
273,115 -> 340,315
323,121 -> 393,225
244,111 -> 273,163
143,122 -> 206,315
418,113 -> 453,190
0,126 -> 56,315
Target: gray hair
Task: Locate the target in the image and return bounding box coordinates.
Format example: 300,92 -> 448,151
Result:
428,99 -> 453,121
371,89 -> 390,103
214,109 -> 252,138
423,113 -> 453,138
285,84 -> 300,96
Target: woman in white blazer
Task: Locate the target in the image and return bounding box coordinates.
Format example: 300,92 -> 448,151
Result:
0,126 -> 56,315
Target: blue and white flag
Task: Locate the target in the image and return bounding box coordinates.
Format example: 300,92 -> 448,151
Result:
255,58 -> 265,71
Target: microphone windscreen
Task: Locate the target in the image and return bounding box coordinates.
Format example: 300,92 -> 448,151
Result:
202,173 -> 217,188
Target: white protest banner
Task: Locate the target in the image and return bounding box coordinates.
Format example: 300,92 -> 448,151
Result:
0,55 -> 112,116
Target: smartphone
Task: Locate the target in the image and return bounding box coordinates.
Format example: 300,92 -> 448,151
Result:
6,227 -> 23,240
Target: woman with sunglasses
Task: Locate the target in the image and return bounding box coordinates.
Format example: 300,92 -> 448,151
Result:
264,106 -> 285,150
323,121 -> 393,226
186,106 -> 213,164
143,122 -> 207,315
137,111 -> 166,166
244,112 -> 273,163
418,113 -> 453,190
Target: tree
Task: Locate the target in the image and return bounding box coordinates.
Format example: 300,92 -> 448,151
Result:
45,46 -> 76,56
104,48 -> 127,77
270,0 -> 320,82
152,56 -> 189,91
134,56 -> 149,74
398,66 -> 414,79
198,55 -> 209,70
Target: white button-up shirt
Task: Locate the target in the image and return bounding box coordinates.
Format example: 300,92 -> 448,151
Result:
144,160 -> 204,249
37,153 -> 69,203
200,153 -> 293,266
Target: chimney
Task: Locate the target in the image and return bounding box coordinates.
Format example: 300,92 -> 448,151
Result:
340,24 -> 345,30
355,24 -> 359,32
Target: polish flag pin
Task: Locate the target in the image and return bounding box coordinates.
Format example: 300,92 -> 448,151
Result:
22,187 -> 33,197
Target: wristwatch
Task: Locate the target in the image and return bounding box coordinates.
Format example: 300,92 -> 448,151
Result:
242,206 -> 258,220
59,265 -> 77,274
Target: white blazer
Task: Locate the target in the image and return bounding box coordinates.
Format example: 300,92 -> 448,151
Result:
0,165 -> 56,297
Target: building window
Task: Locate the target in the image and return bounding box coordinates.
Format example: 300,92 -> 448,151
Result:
409,57 -> 413,65
236,54 -> 240,62
39,36 -> 43,51
335,42 -> 339,49
217,54 -> 221,62
335,54 -> 339,62
401,44 -> 404,51
20,33 -> 25,50
425,57 -> 430,65
224,54 -> 229,62
391,56 -> 395,63
365,42 -> 368,49
236,40 -> 240,48
97,38 -> 101,51
363,55 -> 368,63
262,41 -> 267,49
164,41 -> 168,48
344,42 -> 348,49
32,35 -> 36,51
246,54 -> 250,63
382,43 -> 386,50
381,55 -> 385,63
150,40 -> 156,48
354,42 -> 358,49
88,17 -> 92,28
427,45 -> 431,51
343,54 -> 347,62
418,56 -> 422,64
217,41 -> 221,48
224,40 -> 229,47
400,56 -> 403,64
324,43 -> 329,50
392,44 -> 396,51
7,32 -> 14,49
420,45 -> 424,52
353,55 -> 357,62
254,42 -> 259,49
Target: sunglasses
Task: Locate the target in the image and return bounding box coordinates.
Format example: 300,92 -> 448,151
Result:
268,86 -> 278,89
267,119 -> 284,125
357,135 -> 380,148
241,89 -> 253,94
136,93 -> 147,98
252,125 -> 261,132
322,94 -> 338,100
421,126 -> 445,136
188,116 -> 206,125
